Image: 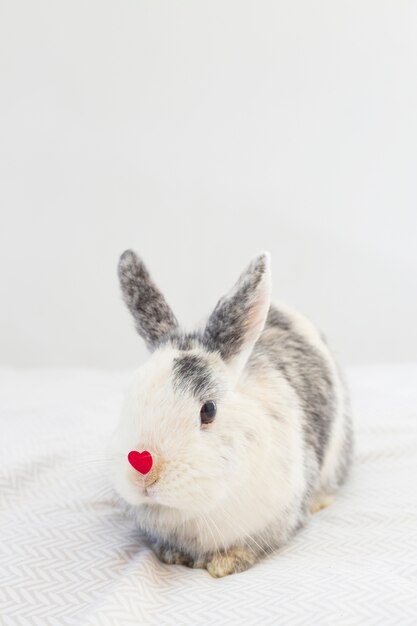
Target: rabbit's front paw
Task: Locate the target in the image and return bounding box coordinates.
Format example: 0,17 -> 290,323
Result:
206,547 -> 257,578
153,544 -> 205,569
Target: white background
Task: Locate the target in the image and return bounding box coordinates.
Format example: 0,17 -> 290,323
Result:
1,0 -> 416,369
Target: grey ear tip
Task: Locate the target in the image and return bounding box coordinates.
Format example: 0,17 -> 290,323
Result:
119,249 -> 136,264
118,250 -> 144,283
118,249 -> 141,273
253,250 -> 271,273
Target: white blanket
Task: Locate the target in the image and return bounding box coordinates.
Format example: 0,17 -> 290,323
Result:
1,365 -> 417,625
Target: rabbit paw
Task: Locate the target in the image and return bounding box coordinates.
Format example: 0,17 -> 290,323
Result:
206,547 -> 256,578
153,544 -> 205,569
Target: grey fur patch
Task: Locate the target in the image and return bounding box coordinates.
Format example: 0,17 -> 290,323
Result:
251,305 -> 336,466
163,330 -> 205,352
118,250 -> 179,351
266,306 -> 292,331
172,353 -> 220,402
203,254 -> 268,361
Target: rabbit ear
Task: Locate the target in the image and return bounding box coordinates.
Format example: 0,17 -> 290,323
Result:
118,250 -> 179,351
203,252 -> 272,382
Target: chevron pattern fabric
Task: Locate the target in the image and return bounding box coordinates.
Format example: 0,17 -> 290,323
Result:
1,365 -> 417,625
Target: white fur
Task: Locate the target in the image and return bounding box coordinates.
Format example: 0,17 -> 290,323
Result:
109,344 -> 308,552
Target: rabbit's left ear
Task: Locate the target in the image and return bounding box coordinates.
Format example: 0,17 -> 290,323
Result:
203,252 -> 272,382
118,250 -> 179,351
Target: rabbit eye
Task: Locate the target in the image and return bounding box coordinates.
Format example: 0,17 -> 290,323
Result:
200,400 -> 217,425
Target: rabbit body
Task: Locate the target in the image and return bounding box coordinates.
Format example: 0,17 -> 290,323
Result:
111,251 -> 353,577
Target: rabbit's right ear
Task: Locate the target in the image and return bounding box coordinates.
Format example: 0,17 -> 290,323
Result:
203,252 -> 272,383
118,250 -> 179,351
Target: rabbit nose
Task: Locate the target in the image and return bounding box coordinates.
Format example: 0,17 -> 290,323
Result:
127,449 -> 161,487
128,450 -> 153,474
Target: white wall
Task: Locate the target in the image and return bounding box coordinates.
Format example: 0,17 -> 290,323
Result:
1,0 -> 416,369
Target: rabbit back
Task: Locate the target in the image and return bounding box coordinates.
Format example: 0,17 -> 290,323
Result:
248,301 -> 353,502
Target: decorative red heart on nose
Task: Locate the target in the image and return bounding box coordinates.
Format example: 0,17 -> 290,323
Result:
128,450 -> 153,475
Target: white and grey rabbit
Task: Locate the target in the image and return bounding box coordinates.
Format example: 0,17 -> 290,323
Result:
110,250 -> 353,578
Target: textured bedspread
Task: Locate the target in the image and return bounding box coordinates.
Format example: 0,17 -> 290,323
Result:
1,365 -> 417,625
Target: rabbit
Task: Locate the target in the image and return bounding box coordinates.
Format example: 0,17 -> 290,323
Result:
109,249 -> 353,578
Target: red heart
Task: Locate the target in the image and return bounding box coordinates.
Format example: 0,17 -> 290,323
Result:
128,450 -> 153,475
